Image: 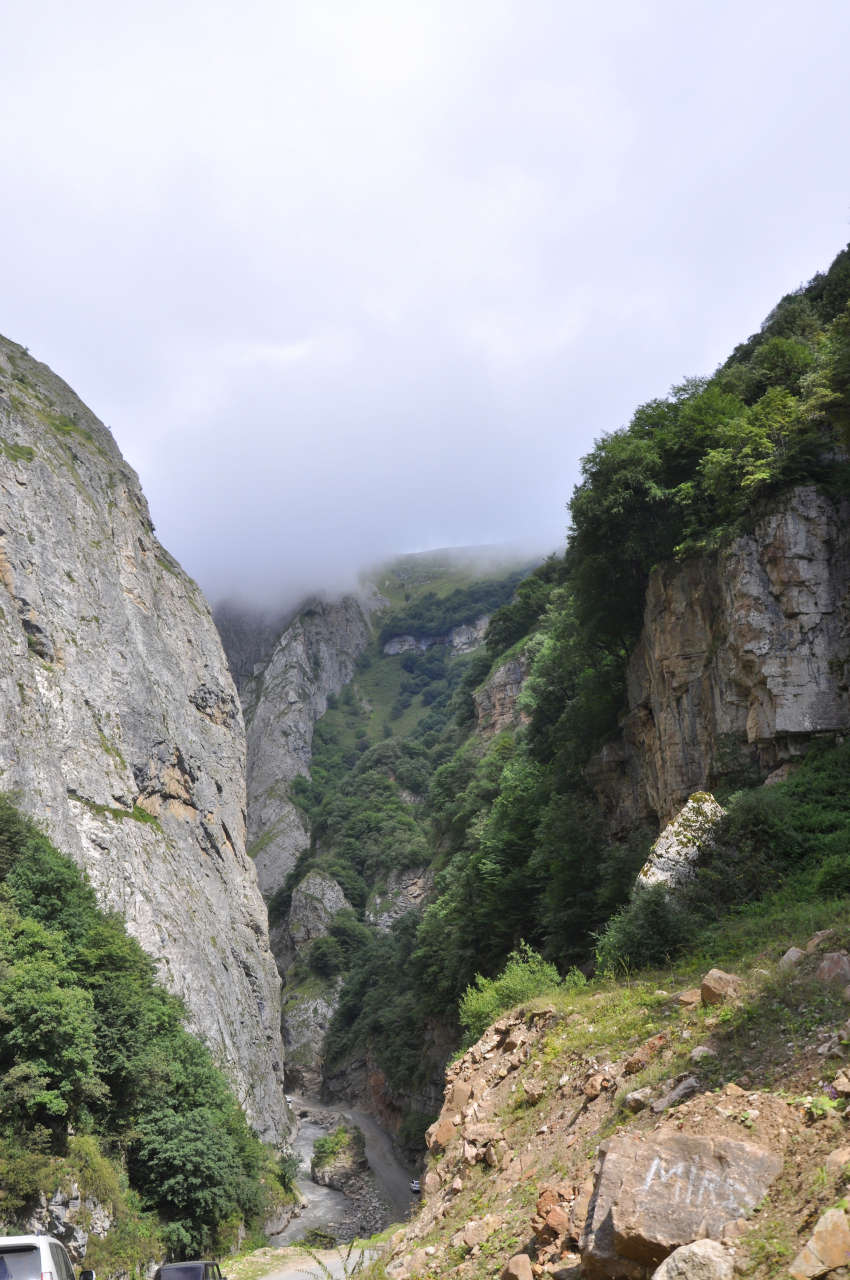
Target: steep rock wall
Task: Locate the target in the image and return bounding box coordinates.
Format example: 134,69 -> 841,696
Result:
0,336 -> 286,1142
235,596 -> 377,899
473,652 -> 529,737
589,486 -> 850,831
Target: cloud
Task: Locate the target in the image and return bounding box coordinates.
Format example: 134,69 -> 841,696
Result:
1,0 -> 849,609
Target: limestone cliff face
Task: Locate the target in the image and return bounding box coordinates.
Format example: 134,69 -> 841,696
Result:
589,486 -> 850,831
473,652 -> 529,737
0,336 -> 286,1143
234,596 -> 377,899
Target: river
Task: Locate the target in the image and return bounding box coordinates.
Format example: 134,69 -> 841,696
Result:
268,1094 -> 417,1245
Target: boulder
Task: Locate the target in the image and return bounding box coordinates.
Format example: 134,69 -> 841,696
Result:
580,1132 -> 782,1278
501,1255 -> 533,1280
677,988 -> 701,1008
638,793 -> 725,889
624,1033 -> 667,1076
652,1239 -> 734,1280
789,1207 -> 850,1278
816,952 -> 850,985
452,1215 -> 503,1250
778,947 -> 806,972
807,929 -> 836,952
426,1113 -> 456,1152
824,1146 -> 850,1175
700,969 -> 742,1005
625,1087 -> 653,1113
650,1076 -> 700,1113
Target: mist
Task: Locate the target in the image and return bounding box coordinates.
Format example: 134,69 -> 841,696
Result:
2,0 -> 850,608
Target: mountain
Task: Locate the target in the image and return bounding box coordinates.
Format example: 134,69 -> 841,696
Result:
0,335 -> 286,1144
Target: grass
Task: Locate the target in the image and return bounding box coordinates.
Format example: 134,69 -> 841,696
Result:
0,437 -> 35,464
70,792 -> 163,831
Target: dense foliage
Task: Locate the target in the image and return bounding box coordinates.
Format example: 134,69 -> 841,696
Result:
283,243 -> 850,1143
0,797 -> 283,1261
377,571 -> 528,647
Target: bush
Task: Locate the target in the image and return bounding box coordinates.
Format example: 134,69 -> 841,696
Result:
458,943 -> 564,1042
594,884 -> 692,973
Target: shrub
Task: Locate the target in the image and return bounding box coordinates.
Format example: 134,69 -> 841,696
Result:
594,884 -> 692,973
458,943 -> 563,1042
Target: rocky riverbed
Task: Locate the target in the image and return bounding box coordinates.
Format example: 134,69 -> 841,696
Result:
272,1097 -> 413,1245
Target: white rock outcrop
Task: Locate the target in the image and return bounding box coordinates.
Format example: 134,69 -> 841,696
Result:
638,793 -> 725,888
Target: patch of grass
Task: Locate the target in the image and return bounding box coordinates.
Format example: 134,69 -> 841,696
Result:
0,437 -> 35,464
69,792 -> 163,831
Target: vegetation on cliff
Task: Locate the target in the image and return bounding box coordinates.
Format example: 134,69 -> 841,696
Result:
0,797 -> 289,1264
277,243 -> 850,1145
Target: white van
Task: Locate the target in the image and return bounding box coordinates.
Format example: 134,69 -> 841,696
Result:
0,1237 -> 94,1280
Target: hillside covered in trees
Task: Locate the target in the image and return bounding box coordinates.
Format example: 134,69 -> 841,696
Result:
276,243 -> 850,1143
0,798 -> 292,1268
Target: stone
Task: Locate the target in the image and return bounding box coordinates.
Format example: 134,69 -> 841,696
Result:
651,1239 -> 734,1280
524,1078 -> 545,1104
423,1170 -> 442,1195
624,1033 -> 667,1075
816,952 -> 850,985
501,1255 -> 534,1280
584,1073 -> 613,1099
451,1176 -> 464,1193
689,1046 -> 717,1063
779,947 -> 806,971
449,1080 -> 474,1111
625,1087 -> 653,1113
0,337 -> 286,1143
700,969 -> 743,1005
834,1072 -> 850,1096
580,1132 -> 782,1278
453,1215 -> 503,1250
789,1207 -> 850,1278
677,988 -> 702,1008
824,1146 -> 850,1175
637,793 -> 725,889
426,1114 -> 456,1152
650,1076 -> 700,1113
543,1205 -> 572,1239
807,929 -> 836,952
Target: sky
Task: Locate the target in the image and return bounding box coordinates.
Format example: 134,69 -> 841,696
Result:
2,0 -> 850,607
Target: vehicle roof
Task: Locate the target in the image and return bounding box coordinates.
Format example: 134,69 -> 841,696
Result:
158,1264 -> 219,1269
0,1239 -> 63,1247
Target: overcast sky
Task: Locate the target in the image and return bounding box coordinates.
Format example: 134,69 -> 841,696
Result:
2,1 -> 850,606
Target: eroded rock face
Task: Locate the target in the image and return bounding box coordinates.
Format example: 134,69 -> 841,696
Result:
0,336 -> 285,1143
233,596 -> 377,899
474,653 -> 530,737
589,487 -> 850,830
366,867 -> 433,931
382,615 -> 490,656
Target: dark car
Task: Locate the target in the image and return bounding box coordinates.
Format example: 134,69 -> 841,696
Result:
154,1264 -> 227,1280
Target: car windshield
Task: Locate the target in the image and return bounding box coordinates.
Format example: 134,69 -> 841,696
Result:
0,1248 -> 41,1280
160,1269 -> 204,1280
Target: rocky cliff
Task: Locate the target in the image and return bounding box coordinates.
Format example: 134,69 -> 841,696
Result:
589,486 -> 850,832
473,652 -> 529,737
227,596 -> 378,902
0,336 -> 286,1143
